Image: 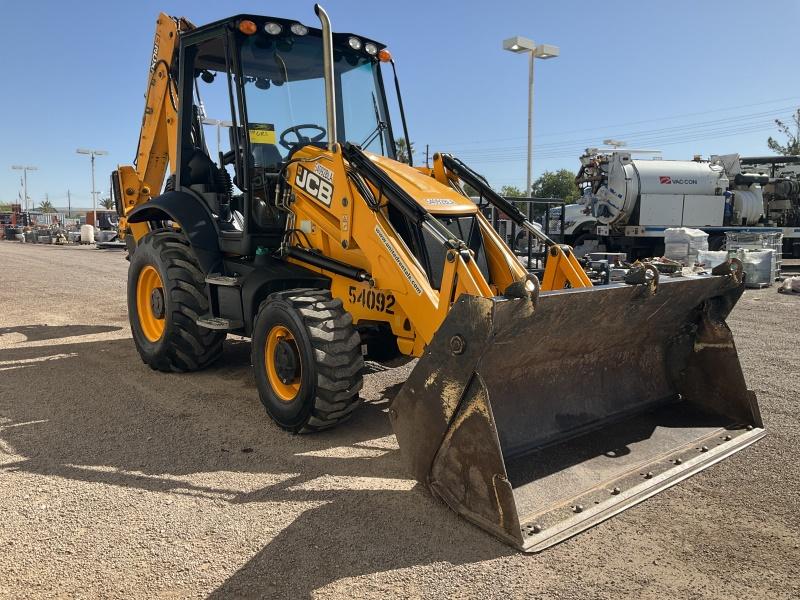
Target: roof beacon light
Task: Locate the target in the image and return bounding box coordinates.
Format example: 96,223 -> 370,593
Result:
238,20 -> 257,35
378,48 -> 392,62
290,22 -> 308,36
348,36 -> 362,50
264,22 -> 283,35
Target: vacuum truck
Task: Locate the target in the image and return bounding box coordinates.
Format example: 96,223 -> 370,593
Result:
557,149 -> 800,258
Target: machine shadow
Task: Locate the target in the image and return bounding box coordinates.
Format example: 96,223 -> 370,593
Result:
0,334 -> 510,593
0,324 -> 122,342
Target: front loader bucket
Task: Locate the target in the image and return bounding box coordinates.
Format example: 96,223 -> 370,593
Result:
390,272 -> 763,552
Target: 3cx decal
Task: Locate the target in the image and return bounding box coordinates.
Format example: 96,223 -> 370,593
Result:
295,164 -> 333,206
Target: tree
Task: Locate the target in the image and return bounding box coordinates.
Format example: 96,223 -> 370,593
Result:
767,108 -> 800,156
463,183 -> 479,198
531,169 -> 580,202
500,185 -> 525,198
38,199 -> 54,213
100,197 -> 115,210
395,137 -> 415,164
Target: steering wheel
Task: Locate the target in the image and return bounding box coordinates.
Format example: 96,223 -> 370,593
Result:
279,124 -> 327,151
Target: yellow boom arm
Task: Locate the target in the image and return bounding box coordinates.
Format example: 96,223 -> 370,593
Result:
429,153 -> 592,291
114,13 -> 194,241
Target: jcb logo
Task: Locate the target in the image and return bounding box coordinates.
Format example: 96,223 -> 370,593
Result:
295,164 -> 333,206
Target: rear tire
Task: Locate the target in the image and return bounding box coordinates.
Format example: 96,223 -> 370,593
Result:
252,289 -> 364,433
127,231 -> 225,372
573,232 -> 599,257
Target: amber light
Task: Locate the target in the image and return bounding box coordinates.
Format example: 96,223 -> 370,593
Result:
378,48 -> 392,63
238,20 -> 257,35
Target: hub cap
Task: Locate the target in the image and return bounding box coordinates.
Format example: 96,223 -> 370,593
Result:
266,325 -> 302,402
136,265 -> 166,342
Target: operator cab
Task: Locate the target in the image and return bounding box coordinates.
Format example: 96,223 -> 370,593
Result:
176,14 -> 398,256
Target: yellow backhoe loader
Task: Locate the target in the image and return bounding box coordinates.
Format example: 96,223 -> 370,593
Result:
112,5 -> 764,551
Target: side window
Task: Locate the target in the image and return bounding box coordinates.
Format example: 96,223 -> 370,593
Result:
193,67 -> 239,189
192,39 -> 241,190
339,62 -> 387,154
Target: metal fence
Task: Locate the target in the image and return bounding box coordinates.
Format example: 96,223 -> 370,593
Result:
481,197 -> 565,272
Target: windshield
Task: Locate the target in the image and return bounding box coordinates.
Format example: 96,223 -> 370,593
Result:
239,34 -> 393,159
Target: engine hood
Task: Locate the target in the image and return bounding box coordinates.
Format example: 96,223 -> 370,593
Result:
365,151 -> 478,215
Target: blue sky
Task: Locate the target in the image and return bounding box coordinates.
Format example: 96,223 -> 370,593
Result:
1,0 -> 798,208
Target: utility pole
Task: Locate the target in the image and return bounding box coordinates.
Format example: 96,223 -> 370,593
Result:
425,144 -> 430,168
67,189 -> 71,218
76,148 -> 108,228
11,165 -> 38,211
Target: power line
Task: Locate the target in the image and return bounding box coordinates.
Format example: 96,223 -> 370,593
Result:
449,107 -> 794,156
464,121 -> 780,164
428,96 -> 800,148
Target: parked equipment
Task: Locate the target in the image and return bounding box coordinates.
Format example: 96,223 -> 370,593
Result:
561,149 -> 800,259
112,6 -> 763,551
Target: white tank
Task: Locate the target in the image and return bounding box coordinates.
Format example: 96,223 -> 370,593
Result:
634,160 -> 724,195
732,186 -> 764,226
80,224 -> 95,244
596,154 -> 726,225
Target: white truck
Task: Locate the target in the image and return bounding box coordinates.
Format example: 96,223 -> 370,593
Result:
553,149 -> 800,258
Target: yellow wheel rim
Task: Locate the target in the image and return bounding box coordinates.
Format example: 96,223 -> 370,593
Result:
265,325 -> 302,402
136,265 -> 166,343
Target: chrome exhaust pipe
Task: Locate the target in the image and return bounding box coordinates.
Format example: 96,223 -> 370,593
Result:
314,4 -> 337,150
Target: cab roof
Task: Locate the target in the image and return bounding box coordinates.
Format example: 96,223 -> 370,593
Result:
183,13 -> 386,52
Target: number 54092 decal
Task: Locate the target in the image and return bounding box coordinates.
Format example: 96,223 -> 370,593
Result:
348,286 -> 395,314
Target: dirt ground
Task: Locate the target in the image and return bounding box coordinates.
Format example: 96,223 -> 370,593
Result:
1,241 -> 798,599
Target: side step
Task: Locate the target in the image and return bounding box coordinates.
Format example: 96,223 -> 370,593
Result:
197,316 -> 243,331
205,274 -> 241,287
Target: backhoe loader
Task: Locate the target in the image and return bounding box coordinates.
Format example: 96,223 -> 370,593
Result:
113,5 -> 764,551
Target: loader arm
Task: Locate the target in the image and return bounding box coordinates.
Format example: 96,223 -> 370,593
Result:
432,153 -> 592,290
284,142 -> 504,357
112,13 -> 195,241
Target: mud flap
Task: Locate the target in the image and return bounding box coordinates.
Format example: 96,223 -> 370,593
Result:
389,272 -> 764,552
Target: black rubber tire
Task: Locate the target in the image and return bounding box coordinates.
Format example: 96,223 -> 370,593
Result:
572,232 -> 599,257
127,230 -> 225,372
252,289 -> 364,433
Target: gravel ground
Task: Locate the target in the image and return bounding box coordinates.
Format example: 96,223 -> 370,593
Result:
0,241 -> 798,599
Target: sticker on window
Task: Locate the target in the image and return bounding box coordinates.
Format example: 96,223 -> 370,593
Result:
248,123 -> 276,145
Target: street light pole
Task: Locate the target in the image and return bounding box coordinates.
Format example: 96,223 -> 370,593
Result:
503,37 -> 559,196
527,50 -> 535,200
76,148 -> 108,228
11,165 -> 38,211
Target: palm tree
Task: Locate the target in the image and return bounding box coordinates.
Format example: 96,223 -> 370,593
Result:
100,197 -> 115,210
38,199 -> 54,213
395,137 -> 415,164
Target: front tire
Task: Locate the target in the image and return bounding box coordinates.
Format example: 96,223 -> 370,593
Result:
252,289 -> 363,433
127,231 -> 225,372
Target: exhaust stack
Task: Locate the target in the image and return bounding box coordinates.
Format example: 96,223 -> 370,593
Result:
314,4 -> 337,150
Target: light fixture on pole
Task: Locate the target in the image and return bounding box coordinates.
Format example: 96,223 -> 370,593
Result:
11,165 -> 38,211
76,148 -> 108,228
502,36 -> 559,197
201,118 -> 234,159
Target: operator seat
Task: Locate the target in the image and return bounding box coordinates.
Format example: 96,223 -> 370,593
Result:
249,142 -> 284,230
252,143 -> 282,172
